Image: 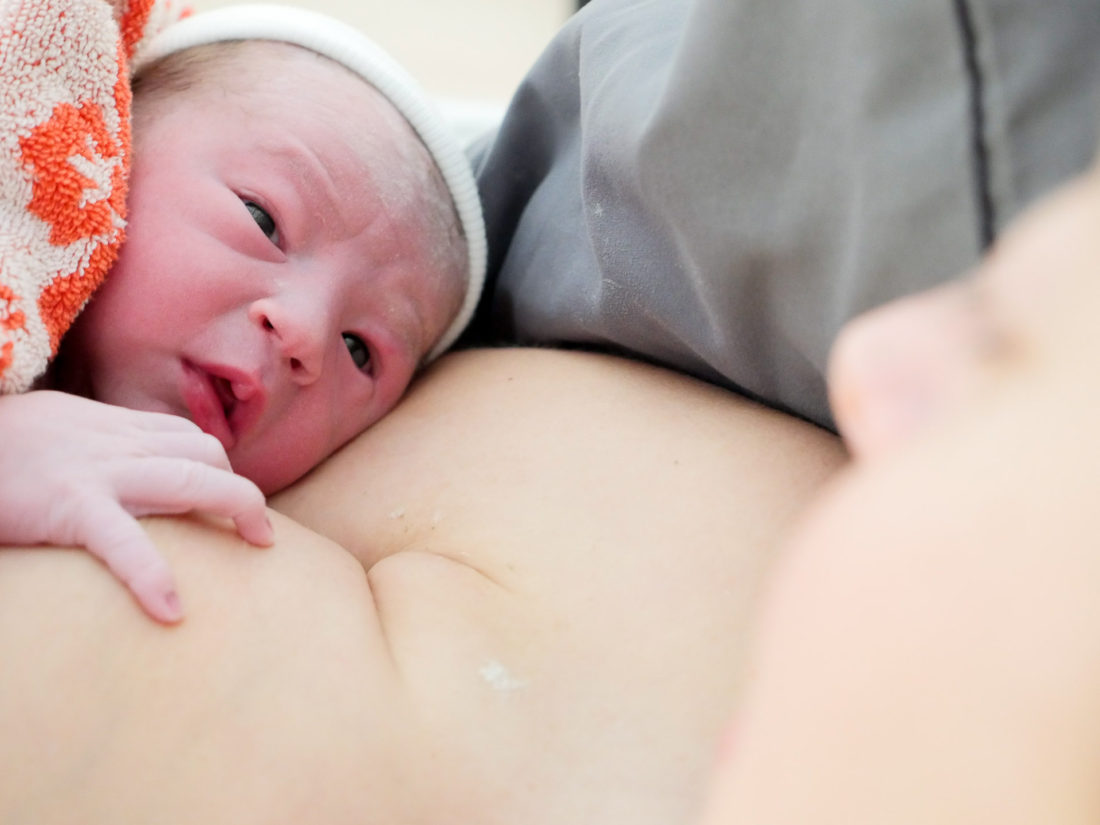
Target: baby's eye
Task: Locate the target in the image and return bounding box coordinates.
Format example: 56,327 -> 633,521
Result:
243,199 -> 280,245
343,333 -> 372,372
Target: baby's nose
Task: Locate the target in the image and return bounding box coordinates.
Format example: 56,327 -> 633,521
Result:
248,297 -> 328,386
828,280 -> 983,460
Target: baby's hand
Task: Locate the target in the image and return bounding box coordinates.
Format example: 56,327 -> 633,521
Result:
0,391 -> 274,623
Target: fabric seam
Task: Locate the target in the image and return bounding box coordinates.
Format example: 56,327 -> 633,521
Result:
952,0 -> 997,250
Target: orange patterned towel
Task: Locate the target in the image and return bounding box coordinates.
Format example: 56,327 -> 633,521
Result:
0,0 -> 187,393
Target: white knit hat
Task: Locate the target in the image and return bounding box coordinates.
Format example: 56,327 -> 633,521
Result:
133,3 -> 486,361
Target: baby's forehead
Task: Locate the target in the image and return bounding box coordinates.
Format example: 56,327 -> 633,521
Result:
134,39 -> 390,128
190,40 -> 388,103
165,40 -> 418,156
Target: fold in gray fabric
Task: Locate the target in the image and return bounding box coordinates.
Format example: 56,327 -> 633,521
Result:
469,0 -> 1100,429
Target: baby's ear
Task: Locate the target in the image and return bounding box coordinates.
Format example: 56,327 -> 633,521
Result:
111,0 -> 192,66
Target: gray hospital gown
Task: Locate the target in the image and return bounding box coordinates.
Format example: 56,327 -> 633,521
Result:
467,0 -> 1100,429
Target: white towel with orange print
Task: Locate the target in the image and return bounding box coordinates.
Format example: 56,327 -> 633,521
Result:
0,0 -> 187,394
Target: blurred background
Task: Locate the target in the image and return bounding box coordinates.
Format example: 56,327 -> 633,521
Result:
186,0 -> 574,104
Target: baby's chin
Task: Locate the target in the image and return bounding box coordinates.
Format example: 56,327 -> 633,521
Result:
229,446 -> 328,496
231,390 -> 406,495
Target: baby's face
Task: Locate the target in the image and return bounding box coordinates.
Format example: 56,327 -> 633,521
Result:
63,46 -> 458,493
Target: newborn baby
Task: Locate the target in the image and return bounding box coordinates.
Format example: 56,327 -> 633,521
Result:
0,2 -> 486,622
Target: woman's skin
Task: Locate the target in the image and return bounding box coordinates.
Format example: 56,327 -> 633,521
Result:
698,164 -> 1100,824
0,348 -> 843,825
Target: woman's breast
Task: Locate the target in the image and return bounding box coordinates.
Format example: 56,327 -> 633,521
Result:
271,347 -> 847,824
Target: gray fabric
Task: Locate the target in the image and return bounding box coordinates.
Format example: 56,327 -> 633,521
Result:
469,0 -> 1100,429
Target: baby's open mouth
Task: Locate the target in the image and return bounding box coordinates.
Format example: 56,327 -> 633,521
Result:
199,364 -> 266,446
211,375 -> 237,420
181,359 -> 267,449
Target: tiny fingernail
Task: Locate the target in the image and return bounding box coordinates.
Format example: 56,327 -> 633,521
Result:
162,589 -> 183,622
263,515 -> 275,543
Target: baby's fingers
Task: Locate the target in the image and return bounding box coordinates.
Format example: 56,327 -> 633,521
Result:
79,502 -> 183,624
116,458 -> 275,547
146,429 -> 234,473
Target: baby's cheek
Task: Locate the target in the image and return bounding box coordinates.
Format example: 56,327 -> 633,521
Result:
365,364 -> 418,425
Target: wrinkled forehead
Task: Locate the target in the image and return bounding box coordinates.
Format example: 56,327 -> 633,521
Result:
135,39 -> 433,202
138,39 -> 406,127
